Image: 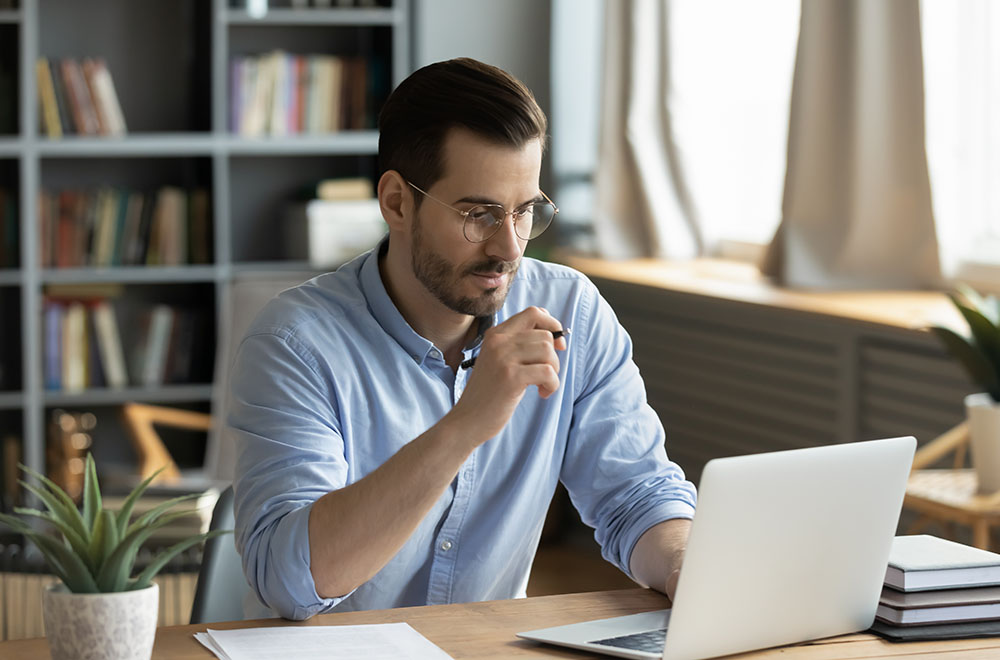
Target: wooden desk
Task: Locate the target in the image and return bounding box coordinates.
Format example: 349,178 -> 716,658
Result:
2,588 -> 1000,659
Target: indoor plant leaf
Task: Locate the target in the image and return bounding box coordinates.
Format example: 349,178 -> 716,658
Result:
114,466 -> 166,538
950,295 -> 1000,371
0,513 -> 99,593
88,509 -> 120,575
16,478 -> 90,546
929,326 -> 1000,401
12,506 -> 92,571
81,453 -> 102,533
126,492 -> 204,537
95,510 -> 197,593
129,528 -> 230,591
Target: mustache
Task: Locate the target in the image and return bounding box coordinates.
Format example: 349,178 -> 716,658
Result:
466,259 -> 519,276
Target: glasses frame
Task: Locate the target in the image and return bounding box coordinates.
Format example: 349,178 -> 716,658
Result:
406,181 -> 559,243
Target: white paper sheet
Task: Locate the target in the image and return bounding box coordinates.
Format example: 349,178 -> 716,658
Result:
193,622 -> 454,660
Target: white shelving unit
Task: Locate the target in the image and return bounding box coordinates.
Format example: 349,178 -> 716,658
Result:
0,0 -> 410,485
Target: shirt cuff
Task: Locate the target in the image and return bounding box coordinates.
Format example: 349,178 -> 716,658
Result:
259,502 -> 356,619
621,502 -> 696,582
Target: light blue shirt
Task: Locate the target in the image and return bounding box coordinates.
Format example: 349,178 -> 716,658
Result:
228,241 -> 697,620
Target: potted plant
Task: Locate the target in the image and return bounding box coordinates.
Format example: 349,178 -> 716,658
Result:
0,454 -> 228,660
930,284 -> 1000,492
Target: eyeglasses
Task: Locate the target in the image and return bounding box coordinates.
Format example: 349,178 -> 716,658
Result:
406,181 -> 558,243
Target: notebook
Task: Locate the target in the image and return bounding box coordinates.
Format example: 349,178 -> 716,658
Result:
518,436 -> 916,660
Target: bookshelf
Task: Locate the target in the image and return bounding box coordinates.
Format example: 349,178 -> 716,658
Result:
0,0 -> 410,498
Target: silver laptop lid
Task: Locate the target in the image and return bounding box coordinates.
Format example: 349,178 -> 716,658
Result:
663,436 -> 915,660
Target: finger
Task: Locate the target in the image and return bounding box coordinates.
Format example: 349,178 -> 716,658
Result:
521,364 -> 561,399
499,306 -> 563,334
510,334 -> 562,372
535,328 -> 568,352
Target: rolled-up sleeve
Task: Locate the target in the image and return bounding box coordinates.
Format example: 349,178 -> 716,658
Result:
227,327 -> 354,620
559,286 -> 697,578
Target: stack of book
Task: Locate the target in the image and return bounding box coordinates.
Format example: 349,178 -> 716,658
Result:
872,535 -> 1000,640
36,57 -> 127,138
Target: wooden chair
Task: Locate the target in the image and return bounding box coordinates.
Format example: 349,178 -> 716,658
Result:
120,402 -> 211,485
904,421 -> 1000,550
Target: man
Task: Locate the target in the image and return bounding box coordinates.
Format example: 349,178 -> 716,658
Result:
229,58 -> 696,620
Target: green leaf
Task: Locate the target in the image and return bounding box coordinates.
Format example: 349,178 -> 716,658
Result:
95,510 -> 194,593
15,468 -> 89,542
957,284 -> 1000,325
13,506 -> 92,570
129,529 -> 231,591
29,532 -> 100,593
114,466 -> 166,538
16,480 -> 89,545
88,509 -> 119,575
81,454 -> 102,534
126,493 -> 203,537
0,513 -> 98,593
0,514 -> 71,586
950,298 -> 1000,395
930,326 -> 1000,400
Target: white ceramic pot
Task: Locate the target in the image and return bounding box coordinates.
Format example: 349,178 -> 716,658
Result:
966,393 -> 1000,494
42,582 -> 159,660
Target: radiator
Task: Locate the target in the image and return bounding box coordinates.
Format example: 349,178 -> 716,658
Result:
593,278 -> 978,484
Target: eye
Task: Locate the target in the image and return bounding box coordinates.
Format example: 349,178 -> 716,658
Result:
468,206 -> 499,223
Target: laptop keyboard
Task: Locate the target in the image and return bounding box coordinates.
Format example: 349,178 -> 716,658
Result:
591,628 -> 667,653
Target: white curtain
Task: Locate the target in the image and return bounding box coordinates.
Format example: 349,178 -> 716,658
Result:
592,0 -> 798,260
922,0 -> 1000,279
761,0 -> 942,288
593,0 -> 702,259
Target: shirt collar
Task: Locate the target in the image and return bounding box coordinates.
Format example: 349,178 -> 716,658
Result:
359,238 -> 498,364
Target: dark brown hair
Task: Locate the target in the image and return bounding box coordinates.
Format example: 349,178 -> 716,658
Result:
377,58 -> 547,192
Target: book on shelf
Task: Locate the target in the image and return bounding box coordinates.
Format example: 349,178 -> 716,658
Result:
38,187 -> 212,268
35,58 -> 62,139
884,535 -> 1000,592
140,305 -> 175,387
82,58 -> 127,137
231,51 -> 378,136
60,58 -> 100,136
92,300 -> 128,389
43,288 -> 206,392
35,58 -> 127,137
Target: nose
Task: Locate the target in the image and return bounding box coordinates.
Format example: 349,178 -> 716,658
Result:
484,211 -> 524,262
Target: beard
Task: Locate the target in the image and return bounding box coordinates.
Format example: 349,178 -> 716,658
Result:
410,212 -> 520,317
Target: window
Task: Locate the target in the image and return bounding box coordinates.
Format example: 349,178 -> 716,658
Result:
922,0 -> 1000,278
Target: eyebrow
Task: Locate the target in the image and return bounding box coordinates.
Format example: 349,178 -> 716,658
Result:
454,194 -> 546,207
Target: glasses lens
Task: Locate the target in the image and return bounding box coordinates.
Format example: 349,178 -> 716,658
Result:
516,203 -> 556,240
463,206 -> 505,242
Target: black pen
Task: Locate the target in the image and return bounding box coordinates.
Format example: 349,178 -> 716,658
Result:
460,328 -> 570,370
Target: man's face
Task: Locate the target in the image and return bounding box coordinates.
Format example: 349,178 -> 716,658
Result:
409,128 -> 543,318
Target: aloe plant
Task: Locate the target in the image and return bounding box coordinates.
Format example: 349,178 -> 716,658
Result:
930,284 -> 1000,403
0,454 -> 229,593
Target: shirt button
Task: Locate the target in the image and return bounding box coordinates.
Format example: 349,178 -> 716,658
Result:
440,540 -> 453,551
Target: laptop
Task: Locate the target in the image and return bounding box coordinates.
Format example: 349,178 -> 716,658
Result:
518,436 -> 916,660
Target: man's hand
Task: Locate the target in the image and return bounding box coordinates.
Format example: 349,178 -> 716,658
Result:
630,518 -> 691,604
450,306 -> 568,443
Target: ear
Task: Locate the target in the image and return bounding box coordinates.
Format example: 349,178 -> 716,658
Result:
378,170 -> 413,232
